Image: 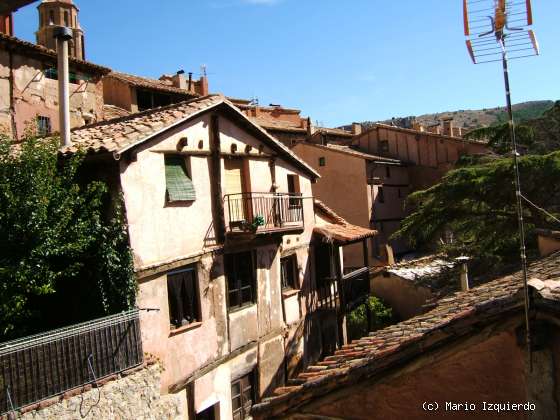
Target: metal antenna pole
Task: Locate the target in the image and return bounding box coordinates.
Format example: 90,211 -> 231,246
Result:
500,36 -> 532,371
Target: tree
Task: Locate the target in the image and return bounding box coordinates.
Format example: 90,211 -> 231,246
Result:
465,122 -> 535,154
0,135 -> 136,341
347,296 -> 393,341
393,151 -> 560,275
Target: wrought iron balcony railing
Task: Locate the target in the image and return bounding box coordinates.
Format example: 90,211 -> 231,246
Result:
224,192 -> 304,234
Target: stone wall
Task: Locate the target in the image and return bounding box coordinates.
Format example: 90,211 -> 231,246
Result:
17,363 -> 185,420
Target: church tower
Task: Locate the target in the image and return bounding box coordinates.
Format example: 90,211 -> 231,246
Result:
36,0 -> 85,60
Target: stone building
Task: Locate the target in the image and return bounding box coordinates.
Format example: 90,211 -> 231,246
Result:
253,251 -> 560,420
61,94 -> 346,420
0,32 -> 110,138
352,123 -> 489,190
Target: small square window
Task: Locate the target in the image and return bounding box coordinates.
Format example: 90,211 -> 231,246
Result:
37,116 -> 51,136
167,266 -> 201,329
226,252 -> 256,310
231,372 -> 255,420
281,255 -> 298,290
319,157 -> 326,167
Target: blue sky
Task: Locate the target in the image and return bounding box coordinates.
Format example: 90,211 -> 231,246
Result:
13,0 -> 560,127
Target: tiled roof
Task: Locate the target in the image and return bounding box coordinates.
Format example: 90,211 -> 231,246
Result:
0,33 -> 111,74
105,71 -> 200,97
314,127 -> 354,138
362,123 -> 488,145
314,200 -> 377,244
102,105 -> 131,120
252,251 -> 560,417
305,143 -> 404,165
62,95 -> 320,179
249,117 -> 307,133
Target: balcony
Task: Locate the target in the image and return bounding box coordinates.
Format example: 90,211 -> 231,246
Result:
224,192 -> 304,236
315,267 -> 370,313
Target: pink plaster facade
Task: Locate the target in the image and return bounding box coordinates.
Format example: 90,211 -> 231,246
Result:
117,112 -> 318,419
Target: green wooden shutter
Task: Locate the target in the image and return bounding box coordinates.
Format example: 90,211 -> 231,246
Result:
165,155 -> 196,202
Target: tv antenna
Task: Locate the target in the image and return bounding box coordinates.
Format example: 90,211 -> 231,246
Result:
463,0 -> 539,370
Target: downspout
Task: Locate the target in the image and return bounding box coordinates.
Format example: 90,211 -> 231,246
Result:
53,26 -> 73,147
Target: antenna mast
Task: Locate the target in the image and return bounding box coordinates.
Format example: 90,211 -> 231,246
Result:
463,0 -> 540,371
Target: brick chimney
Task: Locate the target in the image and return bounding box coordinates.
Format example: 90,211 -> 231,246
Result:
199,75 -> 209,96
442,118 -> 454,136
351,122 -> 362,135
412,121 -> 425,132
0,14 -> 13,36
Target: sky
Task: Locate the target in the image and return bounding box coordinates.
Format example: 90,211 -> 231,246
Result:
12,0 -> 560,127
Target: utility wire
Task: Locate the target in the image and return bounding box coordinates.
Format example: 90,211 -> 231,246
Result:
520,194 -> 560,224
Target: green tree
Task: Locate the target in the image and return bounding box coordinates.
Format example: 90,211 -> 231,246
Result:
393,151 -> 560,275
465,123 -> 535,154
0,135 -> 136,340
347,296 -> 393,341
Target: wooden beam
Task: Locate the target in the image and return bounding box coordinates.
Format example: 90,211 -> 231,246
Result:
210,114 -> 226,244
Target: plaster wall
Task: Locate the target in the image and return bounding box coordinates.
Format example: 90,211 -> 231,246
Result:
371,272 -> 434,320
538,235 -> 560,257
102,76 -> 133,112
0,48 -> 104,139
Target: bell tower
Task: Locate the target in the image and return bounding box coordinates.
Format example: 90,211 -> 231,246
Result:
36,0 -> 85,60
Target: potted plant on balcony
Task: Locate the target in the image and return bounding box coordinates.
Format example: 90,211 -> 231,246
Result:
238,215 -> 265,236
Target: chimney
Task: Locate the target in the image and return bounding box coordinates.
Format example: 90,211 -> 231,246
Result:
54,26 -> 73,147
442,118 -> 454,137
199,75 -> 209,96
412,121 -> 425,132
351,122 -> 362,135
171,70 -> 187,90
0,14 -> 13,36
188,72 -> 193,92
455,256 -> 470,291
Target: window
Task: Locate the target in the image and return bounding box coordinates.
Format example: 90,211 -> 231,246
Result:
167,266 -> 200,329
43,67 -> 80,84
378,187 -> 385,203
44,67 -> 57,80
226,252 -> 256,310
385,166 -> 391,178
165,155 -> 196,202
64,11 -> 69,27
196,405 -> 216,420
398,188 -> 402,198
319,157 -> 326,167
378,140 -> 389,154
280,255 -> 298,290
49,10 -> 55,25
231,372 -> 255,420
287,174 -> 301,207
37,116 -> 51,136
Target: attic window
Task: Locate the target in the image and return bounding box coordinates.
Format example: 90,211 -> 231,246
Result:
319,157 -> 326,167
378,140 -> 389,154
165,155 -> 196,202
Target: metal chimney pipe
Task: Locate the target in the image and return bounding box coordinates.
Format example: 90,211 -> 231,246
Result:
53,26 -> 73,147
188,72 -> 193,92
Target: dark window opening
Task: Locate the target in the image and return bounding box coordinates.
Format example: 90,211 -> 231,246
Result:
385,166 -> 391,178
43,67 -> 81,84
378,187 -> 385,204
37,116 -> 51,136
196,405 -> 216,420
167,266 -> 200,329
319,157 -> 326,167
49,10 -> 55,25
226,252 -> 256,310
287,174 -> 301,207
378,140 -> 389,154
64,11 -> 69,27
137,89 -> 174,111
231,372 -> 255,420
281,255 -> 298,290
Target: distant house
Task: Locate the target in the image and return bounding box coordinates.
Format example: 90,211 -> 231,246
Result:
293,142 -> 410,265
252,251 -> 560,420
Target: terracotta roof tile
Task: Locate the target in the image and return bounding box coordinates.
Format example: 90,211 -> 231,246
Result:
105,71 -> 200,97
0,33 -> 111,74
252,251 -> 560,417
313,199 -> 377,243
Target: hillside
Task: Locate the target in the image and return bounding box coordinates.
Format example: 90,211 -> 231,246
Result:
364,100 -> 555,131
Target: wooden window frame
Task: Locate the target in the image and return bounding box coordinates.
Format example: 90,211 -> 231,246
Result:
167,265 -> 201,330
280,254 -> 298,291
225,251 -> 257,311
37,115 -> 52,136
231,371 -> 255,420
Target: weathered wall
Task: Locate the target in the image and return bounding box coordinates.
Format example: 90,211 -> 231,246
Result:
371,272 -> 433,320
295,329 -> 533,420
0,48 -> 104,139
19,364 -> 185,420
538,235 -> 560,257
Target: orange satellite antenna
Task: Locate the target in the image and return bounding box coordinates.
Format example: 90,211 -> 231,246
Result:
463,0 -> 540,370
